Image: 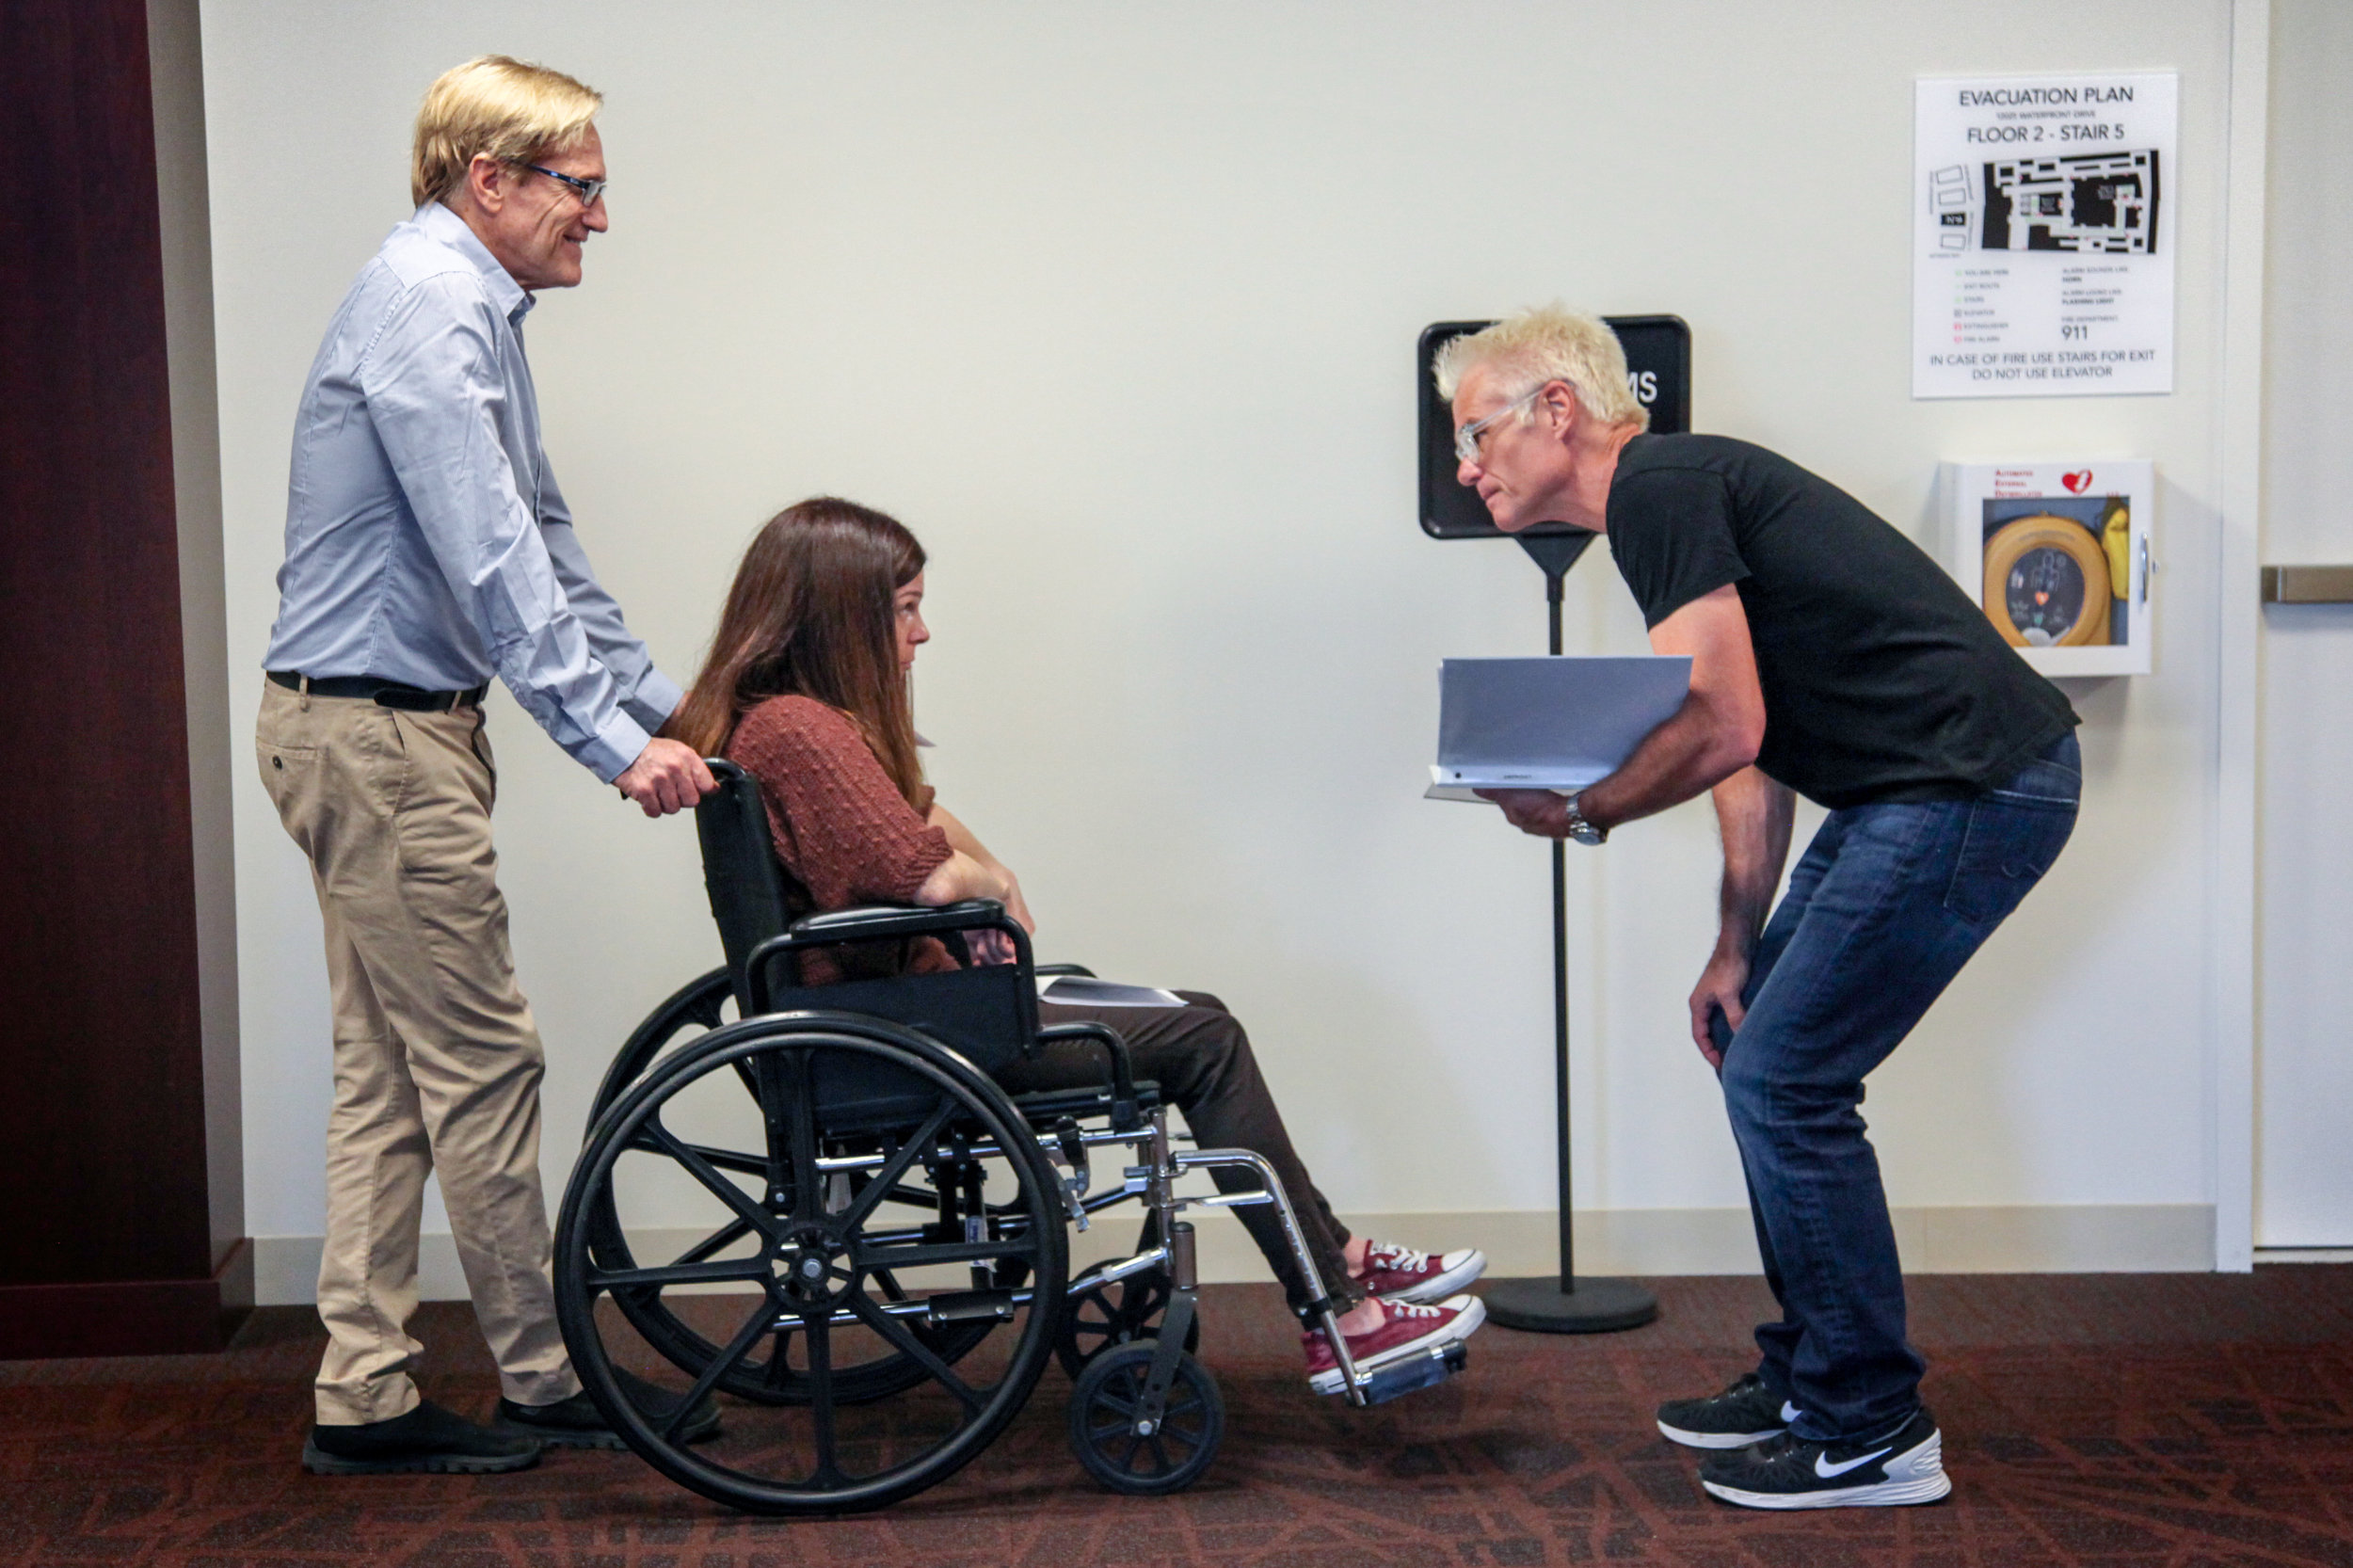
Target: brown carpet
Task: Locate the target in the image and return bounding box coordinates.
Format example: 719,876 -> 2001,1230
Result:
5,1269 -> 2352,1566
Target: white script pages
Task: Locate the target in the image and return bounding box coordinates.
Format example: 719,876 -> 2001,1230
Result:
1426,656 -> 1692,802
1913,72 -> 2180,398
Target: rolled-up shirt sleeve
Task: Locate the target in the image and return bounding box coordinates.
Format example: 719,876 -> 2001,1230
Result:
360,277 -> 651,781
536,463 -> 684,737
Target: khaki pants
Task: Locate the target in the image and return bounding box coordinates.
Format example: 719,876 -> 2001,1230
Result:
256,680 -> 579,1425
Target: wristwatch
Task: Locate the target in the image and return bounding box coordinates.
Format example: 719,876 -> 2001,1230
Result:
1561,792 -> 1608,846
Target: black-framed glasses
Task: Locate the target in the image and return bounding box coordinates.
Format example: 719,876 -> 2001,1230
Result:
525,164 -> 607,207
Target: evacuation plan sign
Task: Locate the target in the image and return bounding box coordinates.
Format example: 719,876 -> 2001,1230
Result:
1913,72 -> 2179,398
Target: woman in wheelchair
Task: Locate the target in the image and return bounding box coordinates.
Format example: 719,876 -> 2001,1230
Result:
667,496 -> 1487,1391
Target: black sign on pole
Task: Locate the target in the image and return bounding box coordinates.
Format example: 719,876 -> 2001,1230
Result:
1417,314 -> 1691,540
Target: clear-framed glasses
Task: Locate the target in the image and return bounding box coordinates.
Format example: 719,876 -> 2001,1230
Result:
1452,384 -> 1547,466
525,164 -> 607,207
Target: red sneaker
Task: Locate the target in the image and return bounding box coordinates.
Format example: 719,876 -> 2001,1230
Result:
1354,1240 -> 1487,1304
1302,1294 -> 1485,1395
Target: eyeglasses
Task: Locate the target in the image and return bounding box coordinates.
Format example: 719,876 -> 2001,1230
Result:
525,164 -> 607,207
1452,384 -> 1547,466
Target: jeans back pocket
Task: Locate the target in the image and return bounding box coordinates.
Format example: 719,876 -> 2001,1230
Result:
1944,785 -> 2078,928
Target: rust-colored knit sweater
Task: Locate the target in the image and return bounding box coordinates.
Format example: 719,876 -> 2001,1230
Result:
726,695 -> 955,984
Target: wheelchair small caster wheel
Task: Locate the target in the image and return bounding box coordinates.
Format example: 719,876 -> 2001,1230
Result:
1068,1339 -> 1223,1495
1056,1260 -> 1199,1377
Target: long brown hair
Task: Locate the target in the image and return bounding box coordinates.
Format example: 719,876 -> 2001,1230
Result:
672,497 -> 928,805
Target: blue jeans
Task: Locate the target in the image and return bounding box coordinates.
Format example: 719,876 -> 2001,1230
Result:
1714,732 -> 2080,1441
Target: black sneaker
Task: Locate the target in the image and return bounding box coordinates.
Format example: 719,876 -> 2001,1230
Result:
302,1399 -> 541,1475
1698,1407 -> 1952,1510
1656,1371 -> 1797,1449
494,1367 -> 722,1449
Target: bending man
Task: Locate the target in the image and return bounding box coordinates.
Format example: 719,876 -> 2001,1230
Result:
1436,308 -> 2079,1510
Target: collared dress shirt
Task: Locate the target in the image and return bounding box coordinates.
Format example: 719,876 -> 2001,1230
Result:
263,202 -> 679,782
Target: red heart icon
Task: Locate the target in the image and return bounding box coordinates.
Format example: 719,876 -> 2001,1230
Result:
2061,470 -> 2093,493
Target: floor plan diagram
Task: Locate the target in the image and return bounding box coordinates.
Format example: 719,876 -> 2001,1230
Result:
1979,150 -> 2160,253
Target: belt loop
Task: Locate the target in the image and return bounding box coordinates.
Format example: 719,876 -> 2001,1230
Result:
298,674 -> 312,712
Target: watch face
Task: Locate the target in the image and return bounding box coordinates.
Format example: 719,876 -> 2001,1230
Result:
2005,546 -> 2089,648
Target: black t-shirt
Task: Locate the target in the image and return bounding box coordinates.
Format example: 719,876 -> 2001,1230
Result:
1605,433 -> 2076,809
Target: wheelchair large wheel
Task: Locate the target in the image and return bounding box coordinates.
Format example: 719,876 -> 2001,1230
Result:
556,1012 -> 1069,1514
581,970 -> 1011,1407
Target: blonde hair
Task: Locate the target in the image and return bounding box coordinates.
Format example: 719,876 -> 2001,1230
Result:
1431,306 -> 1650,431
411,56 -> 602,208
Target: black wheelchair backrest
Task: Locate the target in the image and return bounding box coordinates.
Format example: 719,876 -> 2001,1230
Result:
696,759 -> 796,1011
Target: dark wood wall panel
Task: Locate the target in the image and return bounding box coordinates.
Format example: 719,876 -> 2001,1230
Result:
0,0 -> 226,1327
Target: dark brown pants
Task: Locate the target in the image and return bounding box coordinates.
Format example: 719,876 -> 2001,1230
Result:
1002,991 -> 1361,1316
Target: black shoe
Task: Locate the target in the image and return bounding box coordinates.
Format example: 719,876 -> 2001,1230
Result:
302,1399 -> 541,1475
1698,1407 -> 1952,1510
1656,1371 -> 1797,1449
494,1367 -> 722,1449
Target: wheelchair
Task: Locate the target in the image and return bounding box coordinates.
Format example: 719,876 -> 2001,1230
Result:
552,760 -> 1467,1515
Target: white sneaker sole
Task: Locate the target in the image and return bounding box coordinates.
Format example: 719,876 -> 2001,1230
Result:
1657,1419 -> 1786,1449
1307,1294 -> 1486,1395
1375,1248 -> 1489,1304
1701,1429 -> 1953,1510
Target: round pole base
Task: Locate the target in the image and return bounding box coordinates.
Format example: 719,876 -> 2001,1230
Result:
1481,1275 -> 1659,1334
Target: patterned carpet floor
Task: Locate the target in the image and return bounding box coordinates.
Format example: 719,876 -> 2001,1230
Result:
4,1268 -> 2351,1566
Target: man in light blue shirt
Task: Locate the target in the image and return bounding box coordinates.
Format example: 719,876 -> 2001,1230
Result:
257,56 -> 716,1476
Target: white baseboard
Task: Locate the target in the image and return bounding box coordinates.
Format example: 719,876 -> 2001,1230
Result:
251,1202 -> 2217,1306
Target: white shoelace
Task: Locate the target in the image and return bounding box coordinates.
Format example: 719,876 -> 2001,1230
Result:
1366,1241 -> 1432,1272
1376,1297 -> 1448,1324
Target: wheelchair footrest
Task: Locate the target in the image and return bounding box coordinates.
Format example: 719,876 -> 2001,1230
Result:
1344,1338 -> 1469,1406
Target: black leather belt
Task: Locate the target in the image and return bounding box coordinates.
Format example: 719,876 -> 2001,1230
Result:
268,669 -> 488,712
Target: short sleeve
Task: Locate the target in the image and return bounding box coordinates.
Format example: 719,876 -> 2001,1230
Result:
1607,468 -> 1752,629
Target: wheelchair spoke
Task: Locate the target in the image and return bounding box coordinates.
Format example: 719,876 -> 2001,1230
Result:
587,1256 -> 771,1292
846,1292 -> 983,1414
667,1214 -> 757,1268
1149,1434 -> 1173,1472
805,1312 -> 843,1485
644,1117 -> 773,1235
838,1100 -> 957,1232
664,1294 -> 775,1443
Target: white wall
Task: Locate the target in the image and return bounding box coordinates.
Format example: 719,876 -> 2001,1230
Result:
201,0 -> 2251,1296
2255,0 -> 2353,1249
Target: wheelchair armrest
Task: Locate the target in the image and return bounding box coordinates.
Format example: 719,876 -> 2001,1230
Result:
743,900 -> 1034,1014
788,900 -> 1007,943
1035,1020 -> 1143,1131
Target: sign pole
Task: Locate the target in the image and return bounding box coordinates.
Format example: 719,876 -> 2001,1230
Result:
1480,532 -> 1659,1335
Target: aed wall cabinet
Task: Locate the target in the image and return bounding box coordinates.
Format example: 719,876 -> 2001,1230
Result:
1941,459 -> 2154,676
